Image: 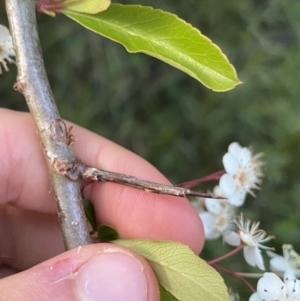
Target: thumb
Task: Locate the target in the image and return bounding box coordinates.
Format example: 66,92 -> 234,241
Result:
0,243 -> 159,301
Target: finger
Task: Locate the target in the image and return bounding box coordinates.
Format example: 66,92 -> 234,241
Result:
0,109 -> 204,257
0,205 -> 64,270
0,243 -> 160,301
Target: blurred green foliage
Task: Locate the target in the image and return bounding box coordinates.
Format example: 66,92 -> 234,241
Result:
1,0 -> 300,298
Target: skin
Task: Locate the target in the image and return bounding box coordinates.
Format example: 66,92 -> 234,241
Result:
0,109 -> 205,301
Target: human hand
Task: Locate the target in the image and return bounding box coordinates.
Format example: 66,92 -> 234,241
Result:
0,109 -> 205,301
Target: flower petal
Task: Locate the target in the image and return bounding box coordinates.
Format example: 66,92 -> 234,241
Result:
219,174 -> 236,197
227,189 -> 247,207
199,212 -> 220,240
284,268 -> 298,280
223,153 -> 239,175
255,247 -> 265,270
0,25 -> 11,43
249,292 -> 261,301
224,231 -> 241,246
257,273 -> 286,301
269,256 -> 289,274
285,278 -> 300,300
243,246 -> 256,267
266,250 -> 278,259
238,147 -> 252,167
205,198 -> 224,214
228,142 -> 242,158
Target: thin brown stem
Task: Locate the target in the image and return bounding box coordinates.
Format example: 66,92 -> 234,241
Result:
5,0 -> 91,249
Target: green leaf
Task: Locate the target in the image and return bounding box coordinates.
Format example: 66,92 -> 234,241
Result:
63,0 -> 110,14
82,199 -> 97,231
97,224 -> 120,241
160,284 -> 179,301
65,4 -> 241,92
115,239 -> 229,301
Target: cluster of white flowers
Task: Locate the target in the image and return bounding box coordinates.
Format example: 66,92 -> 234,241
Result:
248,245 -> 300,301
193,142 -> 272,270
0,25 -> 15,74
193,142 -> 300,301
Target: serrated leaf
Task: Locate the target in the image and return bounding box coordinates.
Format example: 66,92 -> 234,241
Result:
65,4 -> 241,92
82,199 -> 97,231
63,0 -> 110,14
97,224 -> 120,241
115,239 -> 229,301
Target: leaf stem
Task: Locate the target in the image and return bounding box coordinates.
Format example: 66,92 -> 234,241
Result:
5,0 -> 91,249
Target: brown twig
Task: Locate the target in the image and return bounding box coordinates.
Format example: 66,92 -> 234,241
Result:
46,157 -> 224,199
78,165 -> 225,199
5,0 -> 91,249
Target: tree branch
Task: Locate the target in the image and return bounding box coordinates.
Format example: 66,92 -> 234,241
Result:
79,165 -> 224,199
5,0 -> 91,249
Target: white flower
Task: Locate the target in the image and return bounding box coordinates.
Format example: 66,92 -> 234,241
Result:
199,186 -> 238,243
0,25 -> 15,74
249,272 -> 300,301
235,214 -> 274,270
267,244 -> 300,279
219,142 -> 264,207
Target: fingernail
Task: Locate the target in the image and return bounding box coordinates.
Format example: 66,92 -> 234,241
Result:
74,249 -> 147,301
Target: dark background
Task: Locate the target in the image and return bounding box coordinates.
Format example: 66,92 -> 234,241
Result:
1,0 -> 300,298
